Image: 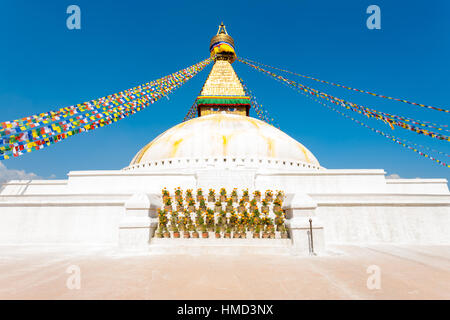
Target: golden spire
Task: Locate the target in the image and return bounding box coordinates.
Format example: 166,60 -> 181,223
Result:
196,24 -> 250,117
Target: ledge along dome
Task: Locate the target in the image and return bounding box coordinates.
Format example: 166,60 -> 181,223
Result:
127,113 -> 321,170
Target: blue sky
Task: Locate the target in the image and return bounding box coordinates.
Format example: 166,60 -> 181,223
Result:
0,0 -> 449,181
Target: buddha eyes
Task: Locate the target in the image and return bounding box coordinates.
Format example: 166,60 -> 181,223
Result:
211,107 -> 236,112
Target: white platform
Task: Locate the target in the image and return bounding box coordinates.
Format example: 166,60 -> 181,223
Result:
0,167 -> 449,253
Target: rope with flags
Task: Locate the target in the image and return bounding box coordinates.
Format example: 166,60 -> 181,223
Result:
239,78 -> 279,128
183,101 -> 198,122
240,57 -> 450,114
0,58 -> 212,160
183,87 -> 208,122
1,59 -> 210,135
2,53 -> 448,168
238,58 -> 449,142
319,97 -> 450,167
281,77 -> 450,168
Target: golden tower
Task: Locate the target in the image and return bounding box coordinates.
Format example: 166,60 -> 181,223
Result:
196,23 -> 251,117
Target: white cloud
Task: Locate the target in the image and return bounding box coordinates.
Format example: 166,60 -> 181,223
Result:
386,173 -> 401,179
0,162 -> 41,185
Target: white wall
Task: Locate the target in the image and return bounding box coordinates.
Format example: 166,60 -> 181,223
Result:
0,168 -> 449,246
0,180 -> 68,195
67,171 -> 197,194
386,179 -> 449,194
256,170 -> 388,193
2,169 -> 446,196
317,205 -> 450,244
0,204 -> 124,244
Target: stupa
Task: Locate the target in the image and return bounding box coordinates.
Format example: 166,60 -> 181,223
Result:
0,24 -> 449,254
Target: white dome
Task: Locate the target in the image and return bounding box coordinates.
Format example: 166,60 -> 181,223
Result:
127,114 -> 321,170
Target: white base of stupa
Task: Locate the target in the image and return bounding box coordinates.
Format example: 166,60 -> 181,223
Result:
0,167 -> 449,254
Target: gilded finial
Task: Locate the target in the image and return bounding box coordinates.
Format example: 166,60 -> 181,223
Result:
210,22 -> 236,63
217,22 -> 227,35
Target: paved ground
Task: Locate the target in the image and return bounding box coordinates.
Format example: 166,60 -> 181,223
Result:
0,245 -> 448,299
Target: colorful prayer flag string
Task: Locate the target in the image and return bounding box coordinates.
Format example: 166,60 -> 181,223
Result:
238,58 -> 449,142
313,96 -> 450,167
270,74 -> 449,168
183,87 -> 208,122
4,61 -> 207,130
240,57 -> 450,114
0,59 -> 211,154
1,58 -> 212,139
0,58 -> 212,160
239,78 -> 279,128
183,101 -> 198,122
